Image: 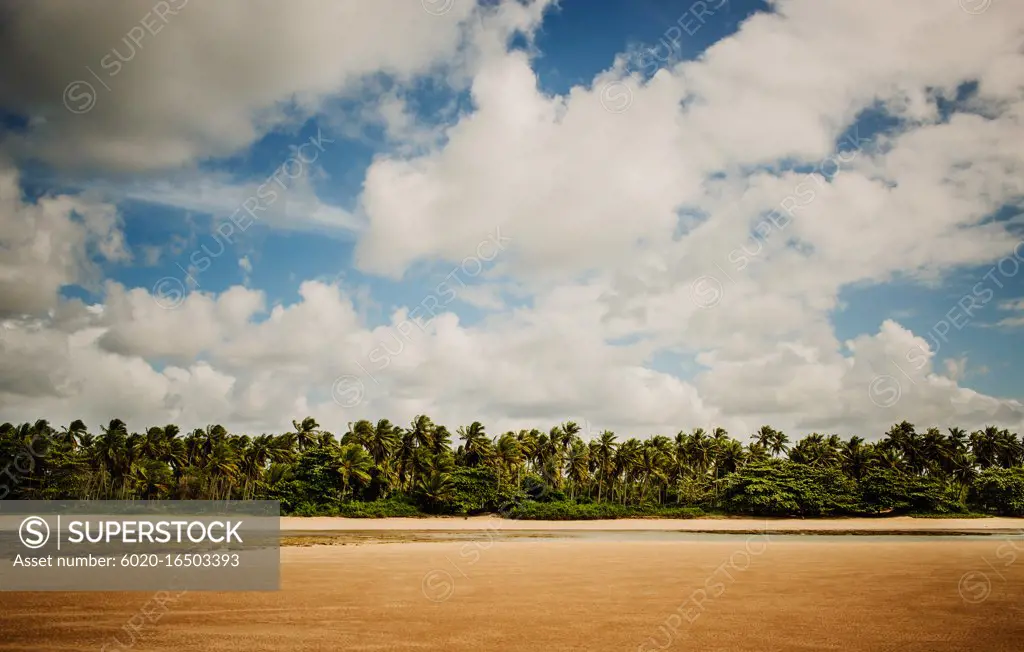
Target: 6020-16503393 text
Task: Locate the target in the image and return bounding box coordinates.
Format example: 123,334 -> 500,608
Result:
11,552 -> 241,568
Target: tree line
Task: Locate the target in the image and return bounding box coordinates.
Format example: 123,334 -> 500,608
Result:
2,417 -> 1023,518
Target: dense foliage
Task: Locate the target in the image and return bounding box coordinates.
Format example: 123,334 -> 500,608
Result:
2,417 -> 1023,517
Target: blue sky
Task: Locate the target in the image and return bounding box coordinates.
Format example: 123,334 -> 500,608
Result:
1,0 -> 1022,437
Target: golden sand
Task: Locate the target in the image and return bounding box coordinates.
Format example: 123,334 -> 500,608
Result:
2,530 -> 1023,651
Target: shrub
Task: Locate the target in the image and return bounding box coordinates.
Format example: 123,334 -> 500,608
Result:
668,478 -> 715,508
506,501 -> 704,520
970,468 -> 1024,516
722,459 -> 858,516
859,469 -> 964,515
425,467 -> 528,515
336,498 -> 423,518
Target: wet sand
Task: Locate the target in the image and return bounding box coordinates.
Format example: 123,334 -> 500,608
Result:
2,536 -> 1023,651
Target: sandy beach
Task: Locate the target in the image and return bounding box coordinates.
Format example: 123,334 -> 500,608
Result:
2,522 -> 1023,651
281,515 -> 1024,533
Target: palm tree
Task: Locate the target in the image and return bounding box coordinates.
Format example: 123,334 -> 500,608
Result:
58,420 -> 87,450
768,430 -> 790,458
553,422 -> 581,489
753,425 -> 776,450
947,427 -> 968,453
516,429 -> 539,475
409,415 -> 435,449
334,444 -> 373,501
716,439 -> 746,475
884,421 -> 923,474
746,441 -> 770,464
238,434 -> 274,499
788,434 -> 827,467
393,430 -> 416,492
431,425 -> 453,457
995,429 -> 1022,468
646,435 -> 674,503
458,421 -> 492,467
565,438 -> 590,500
841,436 -> 872,480
343,419 -> 372,449
315,431 -> 337,450
205,439 -> 239,500
493,432 -> 523,491
921,427 -> 948,474
416,469 -> 455,512
94,419 -> 131,498
672,431 -> 691,481
637,438 -> 669,504
291,417 -> 320,453
614,439 -> 642,504
949,451 -> 977,502
687,428 -> 714,479
592,431 -> 617,503
875,447 -> 904,472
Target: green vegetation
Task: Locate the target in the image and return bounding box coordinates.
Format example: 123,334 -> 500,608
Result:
2,417 -> 1023,518
506,502 -> 705,520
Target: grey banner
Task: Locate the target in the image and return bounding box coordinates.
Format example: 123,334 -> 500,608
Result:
0,500 -> 279,591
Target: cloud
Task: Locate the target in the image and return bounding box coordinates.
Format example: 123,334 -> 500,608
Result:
0,161 -> 128,317
2,279 -> 1022,439
993,298 -> 1024,328
86,159 -> 362,234
356,0 -> 1024,283
96,283 -> 265,362
1,0 -> 1022,440
0,0 -> 480,172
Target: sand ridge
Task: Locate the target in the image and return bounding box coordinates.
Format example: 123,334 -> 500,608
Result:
281,515 -> 1024,532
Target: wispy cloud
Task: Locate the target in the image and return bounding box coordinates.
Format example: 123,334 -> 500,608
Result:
991,298 -> 1024,329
